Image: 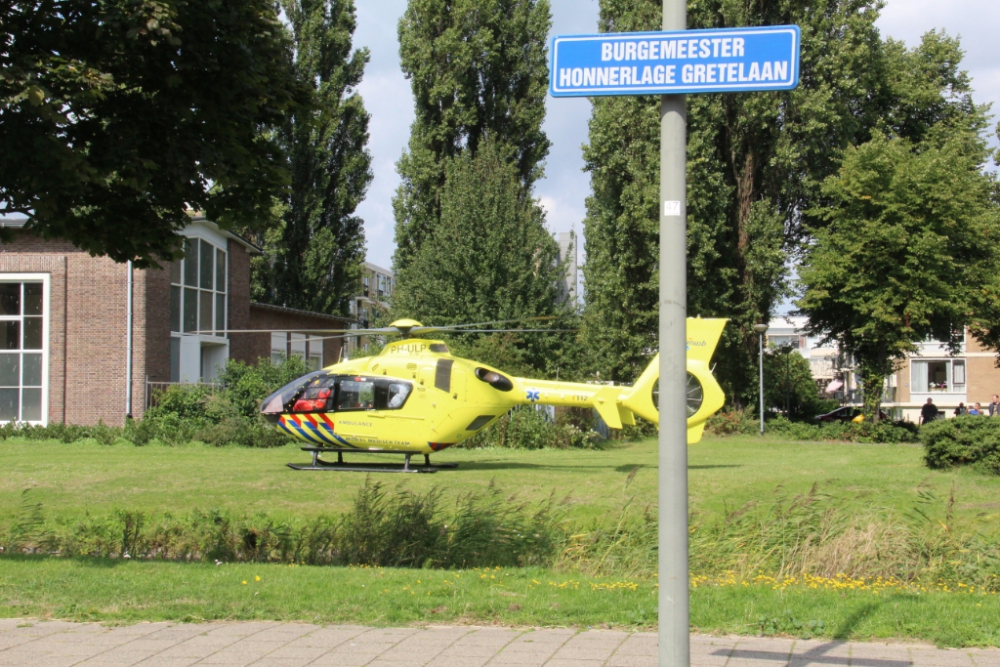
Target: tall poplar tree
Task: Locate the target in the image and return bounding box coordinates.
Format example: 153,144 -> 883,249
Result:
392,0 -> 551,278
249,0 -> 372,316
397,139 -> 565,374
581,0 -> 979,401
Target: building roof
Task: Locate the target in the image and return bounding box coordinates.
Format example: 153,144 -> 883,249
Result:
188,216 -> 262,255
250,301 -> 352,323
0,215 -> 263,255
364,261 -> 393,276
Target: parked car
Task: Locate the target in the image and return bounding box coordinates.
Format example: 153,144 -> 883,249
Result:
814,406 -> 890,423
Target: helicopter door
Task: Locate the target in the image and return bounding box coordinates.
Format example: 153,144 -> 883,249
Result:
335,378 -> 376,410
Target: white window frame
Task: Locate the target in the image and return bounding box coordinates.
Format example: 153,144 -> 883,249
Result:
168,228 -> 231,382
0,273 -> 50,425
911,358 -> 966,393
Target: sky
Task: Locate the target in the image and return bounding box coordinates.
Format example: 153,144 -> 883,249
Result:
353,0 -> 1000,271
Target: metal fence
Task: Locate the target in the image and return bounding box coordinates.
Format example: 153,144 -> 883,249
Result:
145,380 -> 221,410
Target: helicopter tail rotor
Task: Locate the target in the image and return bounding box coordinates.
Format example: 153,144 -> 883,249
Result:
619,318 -> 728,444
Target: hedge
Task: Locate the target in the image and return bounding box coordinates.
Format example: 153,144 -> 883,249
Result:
921,415 -> 1000,474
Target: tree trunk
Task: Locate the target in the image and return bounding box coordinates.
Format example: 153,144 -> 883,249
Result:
860,350 -> 890,425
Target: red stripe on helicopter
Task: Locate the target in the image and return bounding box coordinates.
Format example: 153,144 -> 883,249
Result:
428,442 -> 455,452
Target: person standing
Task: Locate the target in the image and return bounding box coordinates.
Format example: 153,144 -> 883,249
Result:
990,395 -> 1000,416
955,402 -> 967,417
921,397 -> 938,425
969,402 -> 983,416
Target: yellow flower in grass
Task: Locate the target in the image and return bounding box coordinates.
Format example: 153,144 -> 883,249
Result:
255,576 -> 261,582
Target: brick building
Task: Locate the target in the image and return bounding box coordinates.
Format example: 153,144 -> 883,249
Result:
763,316 -> 1000,421
0,216 -> 350,426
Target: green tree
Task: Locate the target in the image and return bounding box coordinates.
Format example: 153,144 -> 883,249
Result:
393,140 -> 567,376
392,0 -> 551,278
582,0 -> 885,388
762,348 -> 825,419
0,0 -> 308,266
798,128 -> 1000,422
580,1 -> 982,403
248,0 -> 372,316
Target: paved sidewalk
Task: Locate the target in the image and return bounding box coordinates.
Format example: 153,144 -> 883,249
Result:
1,619 -> 998,667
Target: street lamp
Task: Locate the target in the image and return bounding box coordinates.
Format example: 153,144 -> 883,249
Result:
753,323 -> 769,436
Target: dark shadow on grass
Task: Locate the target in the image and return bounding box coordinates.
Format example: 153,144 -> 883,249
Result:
455,460 -> 615,472
830,595 -> 918,641
1,554 -> 125,568
689,465 -> 743,470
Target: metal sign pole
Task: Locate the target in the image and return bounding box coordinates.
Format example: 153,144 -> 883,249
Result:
659,0 -> 688,664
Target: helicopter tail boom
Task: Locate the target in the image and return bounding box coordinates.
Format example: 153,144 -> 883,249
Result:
510,319 -> 726,442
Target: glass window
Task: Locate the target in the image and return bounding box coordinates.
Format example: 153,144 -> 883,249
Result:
336,379 -> 375,410
0,281 -> 46,423
1,321 -> 19,350
271,332 -> 287,365
23,318 -> 42,349
290,333 -> 306,359
0,284 -> 19,315
170,286 -> 181,333
170,338 -> 181,383
953,360 -> 966,386
22,354 -> 41,386
183,288 -> 197,332
199,240 -> 214,290
0,355 -> 18,385
215,293 -> 225,333
307,336 -> 323,371
386,383 -> 411,409
912,359 -> 965,393
183,238 -> 198,287
216,248 -> 226,292
0,389 -> 17,421
21,388 -> 41,422
199,291 -> 213,333
171,237 -> 226,340
24,283 -> 42,315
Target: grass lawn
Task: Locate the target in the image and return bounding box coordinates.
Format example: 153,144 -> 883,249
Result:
2,558 -> 999,647
3,435 -> 1000,523
3,434 -> 1000,646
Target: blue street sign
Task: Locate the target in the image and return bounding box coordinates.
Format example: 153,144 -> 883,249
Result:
550,26 -> 800,97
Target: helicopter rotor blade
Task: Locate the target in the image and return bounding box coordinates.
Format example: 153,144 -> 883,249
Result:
188,327 -> 396,336
436,328 -> 579,334
408,316 -> 560,336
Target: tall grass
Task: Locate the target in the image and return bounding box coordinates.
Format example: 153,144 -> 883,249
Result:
3,477 -> 999,591
557,478 -> 1000,590
0,479 -> 564,569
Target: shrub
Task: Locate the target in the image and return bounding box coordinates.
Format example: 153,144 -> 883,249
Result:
922,416 -> 1000,474
462,406 -> 602,450
706,410 -> 918,443
217,355 -> 311,418
0,479 -> 565,569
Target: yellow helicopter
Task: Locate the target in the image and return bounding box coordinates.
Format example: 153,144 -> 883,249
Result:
252,317 -> 728,472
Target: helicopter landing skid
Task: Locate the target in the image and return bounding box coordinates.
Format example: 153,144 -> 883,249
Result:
288,447 -> 459,474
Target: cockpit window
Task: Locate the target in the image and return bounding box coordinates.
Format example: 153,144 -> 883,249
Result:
260,370 -> 329,415
292,375 -> 336,412
386,383 -> 411,409
336,379 -> 375,410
